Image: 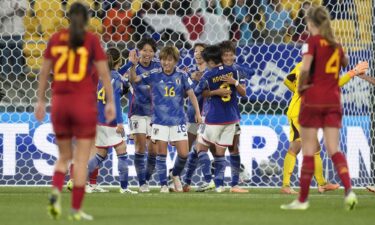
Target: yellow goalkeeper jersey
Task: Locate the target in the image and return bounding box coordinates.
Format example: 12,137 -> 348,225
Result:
284,62 -> 352,118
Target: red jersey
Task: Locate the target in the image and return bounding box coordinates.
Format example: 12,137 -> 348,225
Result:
301,35 -> 345,107
44,29 -> 107,96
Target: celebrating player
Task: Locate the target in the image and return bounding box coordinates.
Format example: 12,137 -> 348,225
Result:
124,37 -> 161,192
129,46 -> 202,193
35,2 -> 115,220
183,43 -> 207,192
281,61 -> 368,194
218,40 -> 250,193
281,6 -> 357,210
86,47 -> 137,194
195,45 -> 246,192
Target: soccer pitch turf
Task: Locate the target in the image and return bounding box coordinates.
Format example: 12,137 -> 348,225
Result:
0,187 -> 374,225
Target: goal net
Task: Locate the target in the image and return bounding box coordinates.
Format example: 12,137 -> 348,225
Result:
0,0 -> 374,188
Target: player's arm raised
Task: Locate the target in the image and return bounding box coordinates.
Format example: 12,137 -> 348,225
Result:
128,50 -> 142,83
35,59 -> 53,121
186,89 -> 202,124
339,61 -> 369,87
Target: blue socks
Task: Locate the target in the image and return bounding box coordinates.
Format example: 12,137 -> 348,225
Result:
118,153 -> 129,189
198,151 -> 212,183
145,154 -> 156,181
134,153 -> 146,186
156,155 -> 167,186
88,153 -> 106,175
184,149 -> 198,185
230,154 -> 241,187
172,156 -> 187,177
214,156 -> 226,187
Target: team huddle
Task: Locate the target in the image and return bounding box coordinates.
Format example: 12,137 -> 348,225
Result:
34,2 -> 375,221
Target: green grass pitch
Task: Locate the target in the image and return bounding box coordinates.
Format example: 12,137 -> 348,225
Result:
0,187 -> 375,225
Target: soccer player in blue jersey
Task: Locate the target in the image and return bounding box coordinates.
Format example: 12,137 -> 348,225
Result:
183,43 -> 208,192
129,46 -> 202,193
217,40 -> 250,193
86,47 -> 137,194
119,37 -> 162,192
195,45 -> 246,192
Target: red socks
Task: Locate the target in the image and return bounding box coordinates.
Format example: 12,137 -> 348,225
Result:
332,152 -> 352,193
72,186 -> 85,211
298,156 -> 314,203
52,171 -> 65,192
89,168 -> 99,185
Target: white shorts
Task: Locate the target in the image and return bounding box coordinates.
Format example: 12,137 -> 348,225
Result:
129,115 -> 152,136
187,122 -> 200,136
151,124 -> 188,142
235,122 -> 241,135
198,123 -> 236,147
95,125 -> 124,148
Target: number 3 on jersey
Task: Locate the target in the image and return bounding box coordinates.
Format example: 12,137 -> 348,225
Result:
51,46 -> 89,82
219,83 -> 231,102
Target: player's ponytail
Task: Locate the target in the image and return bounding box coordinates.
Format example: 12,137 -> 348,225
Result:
106,47 -> 122,70
306,6 -> 337,47
68,2 -> 89,51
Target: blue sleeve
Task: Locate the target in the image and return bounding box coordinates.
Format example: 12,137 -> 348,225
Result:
183,74 -> 192,92
118,61 -> 134,75
194,76 -> 208,95
113,79 -> 124,124
121,77 -> 130,96
142,73 -> 153,85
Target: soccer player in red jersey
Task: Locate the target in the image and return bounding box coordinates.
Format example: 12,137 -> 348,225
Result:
281,6 -> 357,210
34,2 -> 115,220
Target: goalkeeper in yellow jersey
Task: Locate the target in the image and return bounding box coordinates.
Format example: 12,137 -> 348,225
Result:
281,61 -> 369,194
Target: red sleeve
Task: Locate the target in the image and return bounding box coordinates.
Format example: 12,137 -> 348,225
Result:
44,35 -> 55,59
301,36 -> 316,57
91,33 -> 107,61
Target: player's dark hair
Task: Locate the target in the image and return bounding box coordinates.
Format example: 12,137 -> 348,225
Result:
159,46 -> 180,62
201,45 -> 222,64
68,2 -> 89,51
107,47 -> 122,70
137,37 -> 157,52
219,40 -> 236,54
193,43 -> 207,50
306,6 -> 337,47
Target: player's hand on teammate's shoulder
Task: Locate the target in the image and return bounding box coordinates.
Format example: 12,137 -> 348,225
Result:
128,50 -> 139,65
104,101 -> 116,123
221,75 -> 236,85
34,100 -> 46,122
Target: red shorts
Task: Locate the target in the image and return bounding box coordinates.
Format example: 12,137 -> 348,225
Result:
299,104 -> 342,128
51,94 -> 97,139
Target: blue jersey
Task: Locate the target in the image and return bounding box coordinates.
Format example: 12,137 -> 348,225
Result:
142,69 -> 192,126
97,70 -> 124,126
128,61 -> 161,117
187,66 -> 207,123
232,63 -> 250,118
195,65 -> 240,125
